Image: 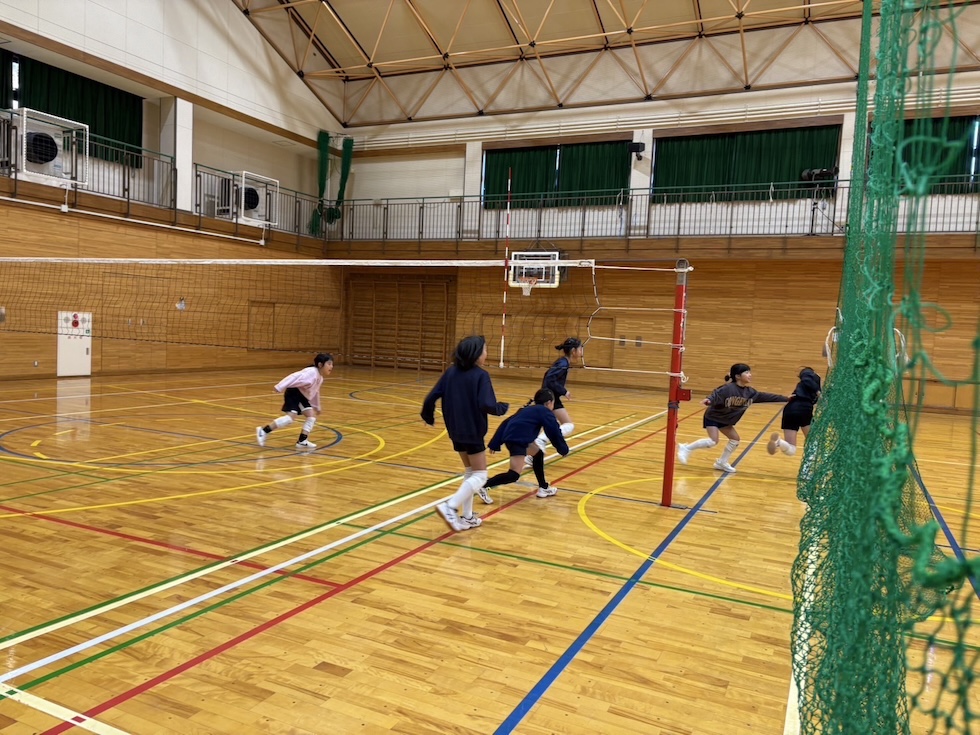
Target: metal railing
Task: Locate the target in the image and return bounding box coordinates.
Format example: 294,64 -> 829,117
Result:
193,164 -> 326,238
0,110 -> 977,245
327,178 -> 980,242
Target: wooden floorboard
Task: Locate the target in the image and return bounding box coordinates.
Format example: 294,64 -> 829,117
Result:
0,367 -> 975,734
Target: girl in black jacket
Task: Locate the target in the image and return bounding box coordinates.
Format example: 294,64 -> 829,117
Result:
767,367 -> 821,458
422,335 -> 508,532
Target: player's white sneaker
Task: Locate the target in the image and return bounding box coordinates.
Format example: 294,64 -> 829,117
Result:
536,485 -> 558,498
256,427 -> 266,447
677,443 -> 690,465
477,485 -> 493,504
459,513 -> 483,528
436,502 -> 467,532
767,433 -> 780,455
295,439 -> 317,449
713,460 -> 736,473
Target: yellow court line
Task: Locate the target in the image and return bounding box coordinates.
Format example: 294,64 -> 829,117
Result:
577,479 -> 977,624
33,452 -> 48,460
0,424 -> 387,478
30,440 -> 42,447
0,428 -> 449,520
577,477 -> 793,601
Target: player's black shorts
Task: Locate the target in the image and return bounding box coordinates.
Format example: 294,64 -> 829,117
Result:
781,399 -> 814,431
553,395 -> 565,410
452,439 -> 486,455
703,416 -> 734,429
281,387 -> 313,414
504,441 -> 530,457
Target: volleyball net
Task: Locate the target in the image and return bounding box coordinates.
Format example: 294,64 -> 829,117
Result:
0,255 -> 690,374
790,1 -> 978,733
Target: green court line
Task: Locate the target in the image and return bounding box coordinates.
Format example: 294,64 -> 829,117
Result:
0,412 -> 658,647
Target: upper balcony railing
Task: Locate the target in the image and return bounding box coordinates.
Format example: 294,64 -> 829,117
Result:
329,178 -> 980,242
0,108 -> 977,245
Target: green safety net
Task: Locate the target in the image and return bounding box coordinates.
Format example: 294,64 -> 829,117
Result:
790,1 -> 979,733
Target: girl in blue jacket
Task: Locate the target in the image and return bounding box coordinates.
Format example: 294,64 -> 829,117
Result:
480,388 -> 569,502
422,335 -> 508,532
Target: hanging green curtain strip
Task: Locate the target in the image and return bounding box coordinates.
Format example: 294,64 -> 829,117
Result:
309,130 -> 331,235
326,137 -> 354,224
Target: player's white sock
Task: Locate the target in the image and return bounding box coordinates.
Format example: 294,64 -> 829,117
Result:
718,440 -> 739,463
686,437 -> 717,452
449,471 -> 487,511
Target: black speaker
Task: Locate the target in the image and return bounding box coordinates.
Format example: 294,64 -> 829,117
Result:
26,132 -> 58,164
627,142 -> 646,155
243,186 -> 260,211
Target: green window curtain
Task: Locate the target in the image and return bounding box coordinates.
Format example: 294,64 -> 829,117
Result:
899,115 -> 977,194
653,126 -> 841,201
652,134 -> 736,201
0,50 -> 12,110
18,54 -> 143,164
557,141 -> 630,205
483,146 -> 558,209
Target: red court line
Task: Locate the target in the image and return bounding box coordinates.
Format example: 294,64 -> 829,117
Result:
39,530 -> 453,735
0,505 -> 340,589
38,409 -> 696,733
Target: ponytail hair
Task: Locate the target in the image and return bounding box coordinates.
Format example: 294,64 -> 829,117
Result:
522,388 -> 556,409
313,353 -> 333,367
555,337 -> 583,355
725,363 -> 751,382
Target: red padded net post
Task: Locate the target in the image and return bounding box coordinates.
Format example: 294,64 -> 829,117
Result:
661,259 -> 691,507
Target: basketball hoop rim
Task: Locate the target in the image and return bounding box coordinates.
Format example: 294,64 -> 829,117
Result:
518,276 -> 538,296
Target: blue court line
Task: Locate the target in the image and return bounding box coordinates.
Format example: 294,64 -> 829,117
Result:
909,462 -> 980,601
493,409 -> 782,734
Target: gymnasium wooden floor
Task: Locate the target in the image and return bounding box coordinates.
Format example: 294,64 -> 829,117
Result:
0,367 -> 975,734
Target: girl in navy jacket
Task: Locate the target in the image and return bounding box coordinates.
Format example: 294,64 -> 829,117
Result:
481,389 -> 569,502
528,337 -> 583,463
422,335 -> 508,532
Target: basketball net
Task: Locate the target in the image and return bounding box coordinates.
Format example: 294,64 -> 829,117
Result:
518,276 -> 537,296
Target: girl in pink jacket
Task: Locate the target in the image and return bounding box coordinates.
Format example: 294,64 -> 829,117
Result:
256,353 -> 333,450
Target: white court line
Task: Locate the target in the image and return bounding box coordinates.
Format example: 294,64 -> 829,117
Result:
1,686 -> 130,734
0,413 -> 642,655
0,412 -> 665,681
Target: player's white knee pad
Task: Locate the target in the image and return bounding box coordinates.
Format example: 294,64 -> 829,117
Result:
302,416 -> 316,433
472,470 -> 488,486
782,443 -> 797,456
559,422 -> 574,438
273,415 -> 294,429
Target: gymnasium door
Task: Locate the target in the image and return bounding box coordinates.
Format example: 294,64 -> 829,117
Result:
346,275 -> 453,370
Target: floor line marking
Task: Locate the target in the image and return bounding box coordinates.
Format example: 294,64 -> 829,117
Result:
494,409 -> 781,734
0,413 -> 662,657
1,685 -> 130,735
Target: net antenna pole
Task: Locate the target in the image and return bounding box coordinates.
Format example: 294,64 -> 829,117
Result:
499,167 -> 512,369
661,259 -> 693,507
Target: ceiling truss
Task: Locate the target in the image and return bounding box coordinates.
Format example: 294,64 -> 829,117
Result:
232,0 -> 980,127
